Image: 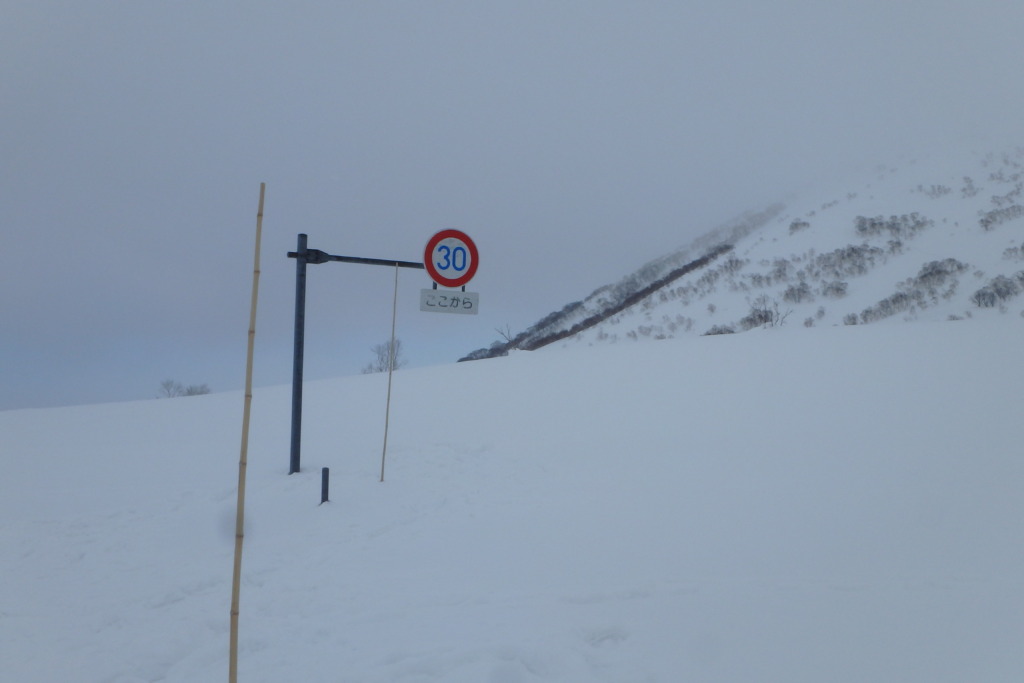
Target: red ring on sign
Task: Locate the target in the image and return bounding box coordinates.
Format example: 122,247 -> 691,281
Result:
424,229 -> 479,288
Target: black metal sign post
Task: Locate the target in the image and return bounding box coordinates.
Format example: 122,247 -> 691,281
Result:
287,233 -> 425,474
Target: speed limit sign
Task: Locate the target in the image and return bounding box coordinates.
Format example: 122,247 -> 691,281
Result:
424,229 -> 479,288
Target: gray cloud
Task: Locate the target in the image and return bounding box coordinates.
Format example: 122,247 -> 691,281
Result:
2,1 -> 1021,408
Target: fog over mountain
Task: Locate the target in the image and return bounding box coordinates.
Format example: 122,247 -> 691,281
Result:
465,146 -> 1024,359
4,3 -> 1023,410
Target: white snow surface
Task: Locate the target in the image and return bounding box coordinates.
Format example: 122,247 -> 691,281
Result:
3,318 -> 1023,681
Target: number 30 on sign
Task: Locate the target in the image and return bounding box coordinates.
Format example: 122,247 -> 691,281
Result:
424,229 -> 479,288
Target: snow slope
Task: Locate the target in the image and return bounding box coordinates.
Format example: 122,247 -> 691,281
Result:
2,317 -> 1022,682
461,146 -> 1024,357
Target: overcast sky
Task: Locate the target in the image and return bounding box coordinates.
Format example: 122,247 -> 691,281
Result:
2,1 -> 1022,410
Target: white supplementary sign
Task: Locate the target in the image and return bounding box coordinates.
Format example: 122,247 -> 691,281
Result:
419,288 -> 479,315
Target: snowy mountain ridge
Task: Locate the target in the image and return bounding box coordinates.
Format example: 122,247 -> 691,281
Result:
466,146 -> 1024,358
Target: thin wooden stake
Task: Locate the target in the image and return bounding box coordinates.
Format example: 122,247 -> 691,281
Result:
380,263 -> 399,483
230,182 -> 264,682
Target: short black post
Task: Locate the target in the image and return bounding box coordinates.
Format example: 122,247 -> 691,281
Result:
320,467 -> 330,504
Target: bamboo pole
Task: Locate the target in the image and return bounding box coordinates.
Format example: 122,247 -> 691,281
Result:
230,182 -> 265,682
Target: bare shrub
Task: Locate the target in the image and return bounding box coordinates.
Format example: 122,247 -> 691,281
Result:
362,339 -> 406,374
782,281 -> 814,304
159,380 -> 211,398
821,280 -> 848,299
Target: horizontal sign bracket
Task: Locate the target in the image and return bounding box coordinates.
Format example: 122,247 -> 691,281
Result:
288,249 -> 425,270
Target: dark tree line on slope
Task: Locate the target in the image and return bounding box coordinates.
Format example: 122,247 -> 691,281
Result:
460,244 -> 734,361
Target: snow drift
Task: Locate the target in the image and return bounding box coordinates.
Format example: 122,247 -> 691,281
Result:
2,317 -> 1022,682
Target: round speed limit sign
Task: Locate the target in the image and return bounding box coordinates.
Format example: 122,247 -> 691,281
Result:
424,229 -> 479,288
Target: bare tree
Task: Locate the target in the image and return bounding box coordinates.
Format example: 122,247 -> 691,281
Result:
158,380 -> 211,398
495,324 -> 521,350
362,339 -> 406,374
739,295 -> 791,330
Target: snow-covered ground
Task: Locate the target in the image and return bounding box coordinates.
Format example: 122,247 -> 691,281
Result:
2,318 -> 1022,682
